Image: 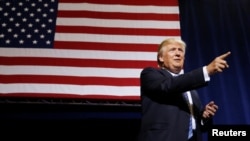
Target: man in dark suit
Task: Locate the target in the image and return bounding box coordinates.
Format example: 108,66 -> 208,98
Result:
138,38 -> 231,141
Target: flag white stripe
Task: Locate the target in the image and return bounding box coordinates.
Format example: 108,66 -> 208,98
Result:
0,66 -> 142,78
55,33 -> 180,44
0,48 -> 156,61
0,84 -> 139,96
56,18 -> 180,29
58,3 -> 179,14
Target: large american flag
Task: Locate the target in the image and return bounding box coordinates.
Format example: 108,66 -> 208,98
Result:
0,0 -> 180,101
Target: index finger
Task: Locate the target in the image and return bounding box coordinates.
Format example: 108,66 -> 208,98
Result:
218,51 -> 231,59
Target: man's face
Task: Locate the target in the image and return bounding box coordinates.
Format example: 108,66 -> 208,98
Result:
159,42 -> 185,74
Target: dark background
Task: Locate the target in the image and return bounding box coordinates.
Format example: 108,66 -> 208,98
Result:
0,100 -> 141,141
179,0 -> 250,140
179,0 -> 250,125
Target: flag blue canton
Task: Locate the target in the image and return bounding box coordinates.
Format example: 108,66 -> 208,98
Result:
0,0 -> 58,48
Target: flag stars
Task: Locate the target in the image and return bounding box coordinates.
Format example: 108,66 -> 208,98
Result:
33,40 -> 38,44
17,12 -> 22,16
34,29 -> 39,33
11,7 -> 16,11
40,34 -> 45,39
6,39 -> 11,44
6,2 -> 11,6
13,34 -> 18,38
47,29 -> 52,33
48,19 -> 53,23
0,34 -> 4,38
31,3 -> 36,7
41,24 -> 46,28
19,40 -> 24,44
50,9 -> 54,12
35,18 -> 40,22
1,0 -> 57,47
27,34 -> 32,38
28,23 -> 33,27
9,17 -> 14,22
21,28 -> 26,33
46,40 -> 51,45
4,12 -> 9,16
30,13 -> 35,17
24,7 -> 29,12
2,23 -> 7,27
7,28 -> 12,32
42,13 -> 47,17
22,18 -> 27,22
18,2 -> 23,6
15,23 -> 20,27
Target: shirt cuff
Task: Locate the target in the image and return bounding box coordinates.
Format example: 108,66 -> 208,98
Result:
203,66 -> 210,82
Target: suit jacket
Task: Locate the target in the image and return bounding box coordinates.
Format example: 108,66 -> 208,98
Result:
138,67 -> 213,141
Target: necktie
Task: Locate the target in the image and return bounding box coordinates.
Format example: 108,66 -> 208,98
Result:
171,71 -> 193,139
183,92 -> 193,139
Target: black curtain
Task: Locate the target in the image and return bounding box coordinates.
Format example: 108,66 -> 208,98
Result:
179,0 -> 250,125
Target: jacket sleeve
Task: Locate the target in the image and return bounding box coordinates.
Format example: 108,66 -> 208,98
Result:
140,67 -> 209,96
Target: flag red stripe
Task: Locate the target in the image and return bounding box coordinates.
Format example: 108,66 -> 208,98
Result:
57,11 -> 180,21
0,75 -> 140,86
0,57 -> 157,68
0,93 -> 140,101
54,42 -> 158,51
59,0 -> 178,6
55,26 -> 180,36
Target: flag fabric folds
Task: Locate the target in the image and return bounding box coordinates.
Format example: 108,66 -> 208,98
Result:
0,0 -> 180,101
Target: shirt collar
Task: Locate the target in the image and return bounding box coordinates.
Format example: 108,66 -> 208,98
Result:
165,69 -> 184,76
